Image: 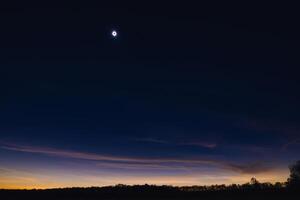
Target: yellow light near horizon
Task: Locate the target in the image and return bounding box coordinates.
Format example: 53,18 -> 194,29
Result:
0,168 -> 289,189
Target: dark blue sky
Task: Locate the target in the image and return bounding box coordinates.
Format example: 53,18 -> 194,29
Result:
0,1 -> 300,188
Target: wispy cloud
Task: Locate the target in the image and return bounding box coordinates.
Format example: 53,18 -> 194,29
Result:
0,167 -> 11,174
0,142 -> 272,174
179,141 -> 217,149
239,118 -> 300,135
95,162 -> 188,171
225,162 -> 273,174
281,138 -> 300,151
133,137 -> 217,149
133,138 -> 170,144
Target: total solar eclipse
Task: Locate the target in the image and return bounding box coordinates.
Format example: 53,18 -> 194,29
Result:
112,30 -> 118,38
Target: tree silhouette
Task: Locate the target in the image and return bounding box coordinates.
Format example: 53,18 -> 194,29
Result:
287,160 -> 300,188
250,177 -> 259,185
2,161 -> 300,199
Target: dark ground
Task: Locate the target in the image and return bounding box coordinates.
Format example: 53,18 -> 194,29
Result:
1,185 -> 299,200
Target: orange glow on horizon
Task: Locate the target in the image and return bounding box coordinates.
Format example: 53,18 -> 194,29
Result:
0,168 -> 289,189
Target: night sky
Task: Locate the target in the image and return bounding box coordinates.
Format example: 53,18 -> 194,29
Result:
1,2 -> 300,189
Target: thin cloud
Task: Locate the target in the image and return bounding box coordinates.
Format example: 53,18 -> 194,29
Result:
0,143 -> 272,174
179,141 -> 217,149
133,138 -> 170,144
134,138 -> 217,149
281,138 -> 300,151
226,162 -> 273,174
240,118 -> 300,135
95,162 -> 189,171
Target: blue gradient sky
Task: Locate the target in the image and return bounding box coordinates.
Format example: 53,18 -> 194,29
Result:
1,1 -> 300,188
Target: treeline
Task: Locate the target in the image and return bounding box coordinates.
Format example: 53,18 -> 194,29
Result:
0,182 -> 298,200
1,160 -> 299,199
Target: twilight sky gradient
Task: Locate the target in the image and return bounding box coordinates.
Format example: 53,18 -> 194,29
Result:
1,2 -> 300,189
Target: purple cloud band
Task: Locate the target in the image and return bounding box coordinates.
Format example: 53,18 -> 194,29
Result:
0,142 -> 272,174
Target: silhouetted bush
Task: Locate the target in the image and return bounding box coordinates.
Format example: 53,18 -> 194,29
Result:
287,160 -> 300,189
